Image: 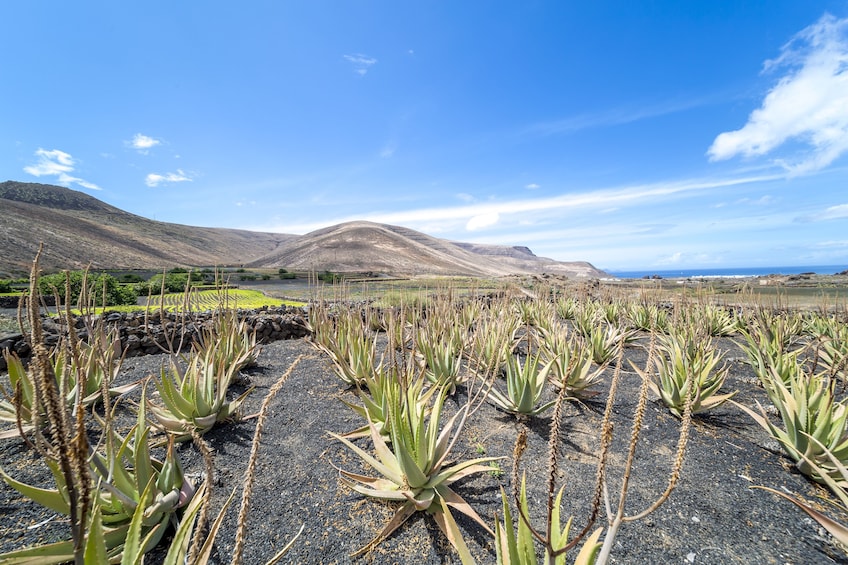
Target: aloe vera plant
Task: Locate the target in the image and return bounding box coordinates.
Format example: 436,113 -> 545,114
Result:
539,328 -> 604,400
487,353 -> 556,417
586,324 -> 627,366
310,307 -> 377,387
626,303 -> 669,333
195,308 -> 260,375
0,385 -> 197,564
495,475 -> 602,565
469,311 -> 518,377
341,360 -> 434,440
693,304 -> 740,337
555,296 -> 578,321
646,331 -> 736,417
416,335 -> 466,393
807,315 -> 848,381
739,326 -> 804,388
330,382 -> 501,562
736,367 -> 848,486
0,331 -> 136,440
148,349 -> 253,441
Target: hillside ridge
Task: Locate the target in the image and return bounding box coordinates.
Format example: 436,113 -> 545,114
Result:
0,182 -> 605,278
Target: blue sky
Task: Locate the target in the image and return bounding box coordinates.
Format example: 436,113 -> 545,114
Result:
3,2 -> 848,271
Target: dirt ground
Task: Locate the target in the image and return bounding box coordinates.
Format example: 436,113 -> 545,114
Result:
2,334 -> 848,564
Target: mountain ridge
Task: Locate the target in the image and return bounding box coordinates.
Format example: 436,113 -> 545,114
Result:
0,181 -> 606,278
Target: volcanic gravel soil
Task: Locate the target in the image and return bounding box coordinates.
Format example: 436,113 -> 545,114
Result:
2,335 -> 848,564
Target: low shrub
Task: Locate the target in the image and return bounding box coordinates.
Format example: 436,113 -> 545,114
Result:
143,272 -> 203,295
38,270 -> 137,307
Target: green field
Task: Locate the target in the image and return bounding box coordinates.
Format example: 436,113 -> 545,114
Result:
142,289 -> 303,311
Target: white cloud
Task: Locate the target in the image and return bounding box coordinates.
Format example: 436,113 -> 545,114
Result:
735,195 -> 775,206
708,14 -> 848,174
343,53 -> 377,76
128,133 -> 161,153
525,183 -> 540,190
656,252 -> 683,265
820,203 -> 848,220
23,148 -> 101,190
456,193 -> 475,203
466,212 -> 500,231
145,169 -> 192,188
24,148 -> 74,177
261,172 -> 783,235
75,179 -> 102,190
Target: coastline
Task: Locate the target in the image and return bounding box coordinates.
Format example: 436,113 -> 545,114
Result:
606,264 -> 848,280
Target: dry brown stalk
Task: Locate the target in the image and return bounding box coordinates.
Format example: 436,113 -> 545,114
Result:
189,430 -> 216,563
595,332 -> 693,564
20,246 -> 92,564
230,353 -> 308,565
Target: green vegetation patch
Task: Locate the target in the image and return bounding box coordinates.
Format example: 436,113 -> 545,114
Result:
143,289 -> 303,312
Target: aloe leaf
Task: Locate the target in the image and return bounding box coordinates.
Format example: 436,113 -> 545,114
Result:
427,458 -> 502,489
517,477 -> 535,564
162,480 -> 207,565
121,477 -> 156,565
754,485 -> 848,546
433,495 -> 476,565
157,363 -> 196,418
549,485 -> 567,559
405,486 -> 435,510
0,425 -> 35,440
84,502 -> 108,565
395,439 -> 429,489
437,483 -> 493,534
337,469 -> 400,492
328,430 -> 403,485
495,487 -> 520,565
339,476 -> 408,501
133,426 -> 154,497
574,527 -> 604,565
0,466 -> 70,515
0,539 -> 76,564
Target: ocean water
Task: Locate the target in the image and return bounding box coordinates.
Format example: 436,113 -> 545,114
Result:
605,265 -> 848,280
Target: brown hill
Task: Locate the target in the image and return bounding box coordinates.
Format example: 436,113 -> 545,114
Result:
0,181 -> 296,276
247,221 -> 606,278
0,181 -> 606,278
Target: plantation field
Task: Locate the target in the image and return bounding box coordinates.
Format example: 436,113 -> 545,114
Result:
4,274 -> 848,563
142,288 -> 303,311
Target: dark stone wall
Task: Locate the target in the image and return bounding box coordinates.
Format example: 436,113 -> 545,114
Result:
0,306 -> 310,371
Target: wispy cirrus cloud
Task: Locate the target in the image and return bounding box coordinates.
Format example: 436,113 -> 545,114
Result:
256,172 -> 784,235
815,240 -> 848,248
466,212 -> 500,231
145,169 -> 192,188
708,13 -> 848,174
127,133 -> 161,154
795,202 -> 848,222
818,203 -> 848,220
343,53 -> 377,76
23,148 -> 100,190
524,96 -> 709,137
